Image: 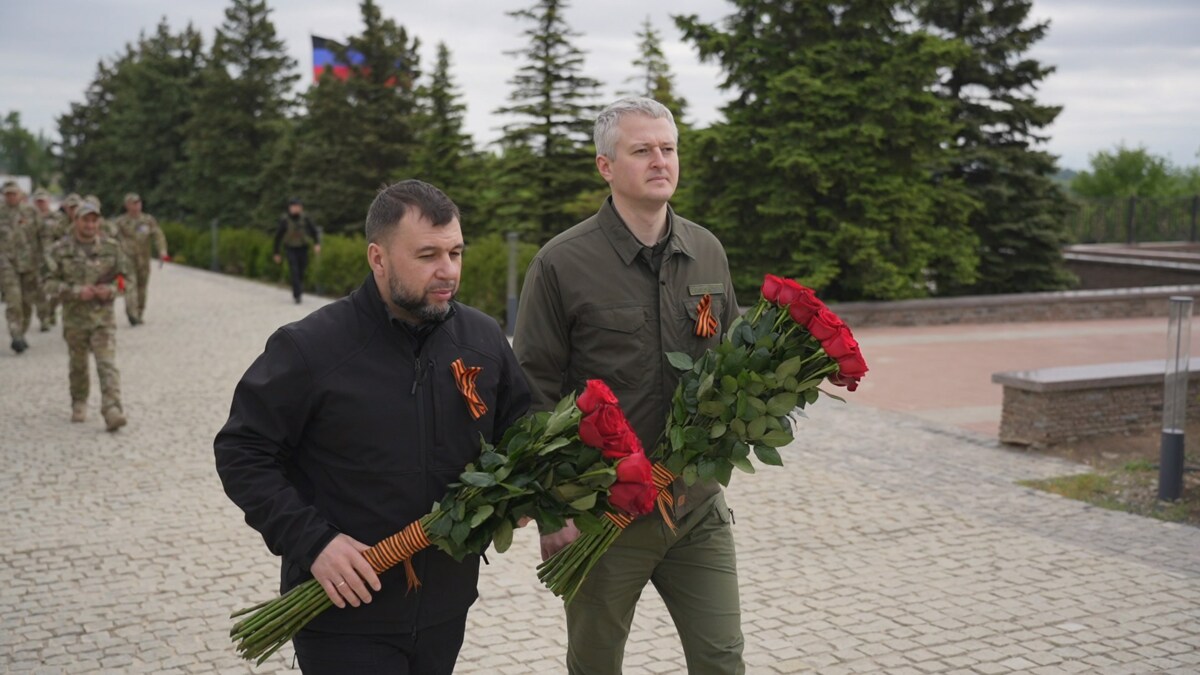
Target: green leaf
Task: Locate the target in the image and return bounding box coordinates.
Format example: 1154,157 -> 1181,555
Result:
479,451 -> 505,470
666,351 -> 694,371
670,425 -> 685,451
766,392 -> 799,416
450,521 -> 471,544
459,471 -> 497,488
818,387 -> 847,403
720,375 -> 739,394
492,519 -> 513,553
569,493 -> 597,511
428,514 -> 453,538
537,436 -> 572,455
574,511 -> 606,535
803,388 -> 819,404
747,416 -> 768,440
698,400 -> 726,418
795,377 -> 824,392
731,454 -> 756,475
759,429 -> 794,449
697,458 -> 716,481
730,418 -> 747,438
714,460 -> 734,487
682,463 -> 699,485
553,482 -> 592,502
469,505 -> 495,528
709,421 -> 727,439
753,445 -> 784,466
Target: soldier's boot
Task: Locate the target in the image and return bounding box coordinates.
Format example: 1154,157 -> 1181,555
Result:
71,402 -> 87,423
103,407 -> 127,432
11,337 -> 28,354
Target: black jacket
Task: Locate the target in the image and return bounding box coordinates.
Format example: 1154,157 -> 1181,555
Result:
214,274 -> 530,634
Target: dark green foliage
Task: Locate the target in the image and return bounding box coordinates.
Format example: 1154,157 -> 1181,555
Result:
411,44 -> 476,201
676,1 -> 978,301
918,0 -> 1075,294
183,0 -> 298,229
490,0 -> 605,242
622,18 -> 689,126
0,112 -> 55,187
1071,145 -> 1196,198
289,0 -> 422,233
57,19 -> 204,217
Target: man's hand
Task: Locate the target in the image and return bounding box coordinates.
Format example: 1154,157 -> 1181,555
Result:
273,254 -> 282,265
310,534 -> 382,609
539,519 -> 581,562
313,244 -> 322,255
78,286 -> 95,301
94,285 -> 114,301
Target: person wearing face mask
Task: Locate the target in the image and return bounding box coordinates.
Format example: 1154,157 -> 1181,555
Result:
273,197 -> 322,304
216,180 -> 530,674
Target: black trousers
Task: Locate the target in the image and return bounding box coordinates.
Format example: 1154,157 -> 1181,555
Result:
285,246 -> 309,300
291,614 -> 467,675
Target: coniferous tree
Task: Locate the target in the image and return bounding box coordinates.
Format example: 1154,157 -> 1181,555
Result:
58,20 -> 204,216
492,0 -> 604,242
623,17 -> 689,125
184,0 -> 297,228
918,0 -> 1075,294
0,112 -> 55,187
411,43 -> 480,228
677,1 -> 978,300
290,0 -> 421,232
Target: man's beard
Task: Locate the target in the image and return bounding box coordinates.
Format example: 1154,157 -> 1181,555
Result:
388,273 -> 455,323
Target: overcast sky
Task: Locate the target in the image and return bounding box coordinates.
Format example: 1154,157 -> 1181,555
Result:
2,0 -> 1198,171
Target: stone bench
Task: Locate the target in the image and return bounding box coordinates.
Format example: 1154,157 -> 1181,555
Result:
992,358 -> 1200,446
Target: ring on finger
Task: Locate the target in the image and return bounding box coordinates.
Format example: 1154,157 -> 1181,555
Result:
335,581 -> 347,588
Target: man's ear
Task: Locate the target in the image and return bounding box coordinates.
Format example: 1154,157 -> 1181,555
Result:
596,154 -> 614,183
366,241 -> 384,274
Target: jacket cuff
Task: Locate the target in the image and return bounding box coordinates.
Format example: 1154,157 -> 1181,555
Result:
299,527 -> 341,573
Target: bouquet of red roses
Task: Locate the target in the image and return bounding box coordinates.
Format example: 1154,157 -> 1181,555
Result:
229,380 -> 654,665
537,274 -> 868,603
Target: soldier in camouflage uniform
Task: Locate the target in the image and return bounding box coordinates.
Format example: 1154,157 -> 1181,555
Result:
43,201 -> 129,431
111,192 -> 167,325
0,181 -> 38,353
30,188 -> 64,331
39,192 -> 77,327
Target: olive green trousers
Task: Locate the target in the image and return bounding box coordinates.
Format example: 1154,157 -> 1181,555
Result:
565,492 -> 745,675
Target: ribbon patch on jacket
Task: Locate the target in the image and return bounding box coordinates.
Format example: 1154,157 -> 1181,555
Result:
450,358 -> 488,420
694,294 -> 718,338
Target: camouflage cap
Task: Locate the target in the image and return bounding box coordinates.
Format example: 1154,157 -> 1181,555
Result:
32,188 -> 51,201
2,180 -> 20,194
84,194 -> 101,208
75,201 -> 101,218
124,192 -> 141,203
63,193 -> 82,207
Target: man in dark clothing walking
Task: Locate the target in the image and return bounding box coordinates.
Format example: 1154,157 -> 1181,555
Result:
216,180 -> 530,674
273,198 -> 321,303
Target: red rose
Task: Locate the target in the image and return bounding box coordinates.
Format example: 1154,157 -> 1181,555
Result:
776,279 -> 804,306
787,288 -> 825,325
577,379 -> 618,414
610,455 -> 657,515
761,274 -> 784,303
822,327 -> 859,360
828,372 -> 862,392
806,306 -> 845,342
837,350 -> 869,379
579,406 -> 644,459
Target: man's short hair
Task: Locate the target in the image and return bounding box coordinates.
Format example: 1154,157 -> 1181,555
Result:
594,97 -> 678,159
365,179 -> 460,243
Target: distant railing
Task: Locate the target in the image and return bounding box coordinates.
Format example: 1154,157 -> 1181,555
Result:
1069,195 -> 1200,244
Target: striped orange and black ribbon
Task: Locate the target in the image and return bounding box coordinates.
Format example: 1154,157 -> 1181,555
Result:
362,520 -> 433,592
695,294 -> 718,338
450,358 -> 488,420
651,462 -> 678,530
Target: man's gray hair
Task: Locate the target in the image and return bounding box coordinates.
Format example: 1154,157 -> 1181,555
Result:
593,97 -> 678,159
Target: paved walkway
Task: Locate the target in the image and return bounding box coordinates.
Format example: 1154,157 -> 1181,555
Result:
1,265 -> 1198,674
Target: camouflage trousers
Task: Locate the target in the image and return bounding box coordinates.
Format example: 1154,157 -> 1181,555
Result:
2,269 -> 36,339
36,272 -> 57,329
63,321 -> 122,414
126,255 -> 149,321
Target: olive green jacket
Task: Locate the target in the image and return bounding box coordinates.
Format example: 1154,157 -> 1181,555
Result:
513,198 -> 740,518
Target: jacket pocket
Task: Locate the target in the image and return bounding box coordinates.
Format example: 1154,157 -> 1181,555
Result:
681,294 -> 726,350
573,305 -> 650,388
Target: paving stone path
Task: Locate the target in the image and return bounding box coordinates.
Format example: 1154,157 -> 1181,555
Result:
2,265 -> 1198,673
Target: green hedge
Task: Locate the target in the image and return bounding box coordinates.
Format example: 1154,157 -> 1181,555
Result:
160,221 -> 539,324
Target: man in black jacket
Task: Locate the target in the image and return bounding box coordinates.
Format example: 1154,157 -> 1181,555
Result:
216,180 -> 530,674
272,198 -> 322,304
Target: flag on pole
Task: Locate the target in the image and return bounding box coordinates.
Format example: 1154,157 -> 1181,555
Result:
311,35 -> 364,82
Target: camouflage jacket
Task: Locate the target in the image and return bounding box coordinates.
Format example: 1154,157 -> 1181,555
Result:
112,212 -> 167,260
0,203 -> 38,273
44,234 -> 129,328
39,211 -> 70,255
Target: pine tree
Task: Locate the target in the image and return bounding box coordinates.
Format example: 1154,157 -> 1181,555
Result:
289,0 -> 421,232
58,20 -> 204,216
676,1 -> 978,300
184,0 -> 298,228
623,17 -> 688,125
411,43 -> 480,227
492,0 -> 604,242
918,0 -> 1075,294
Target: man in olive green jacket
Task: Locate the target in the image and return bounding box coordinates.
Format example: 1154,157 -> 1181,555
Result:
513,98 -> 745,674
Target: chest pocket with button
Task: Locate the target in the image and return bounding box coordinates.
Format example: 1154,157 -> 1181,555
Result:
571,305 -> 651,389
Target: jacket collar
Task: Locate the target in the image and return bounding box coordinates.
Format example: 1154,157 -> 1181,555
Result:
596,196 -> 696,267
356,272 -> 457,330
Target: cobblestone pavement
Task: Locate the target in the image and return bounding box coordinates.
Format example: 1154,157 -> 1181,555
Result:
2,265 -> 1198,674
